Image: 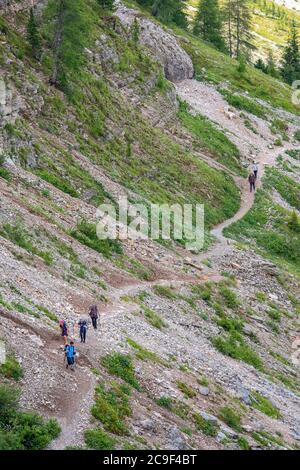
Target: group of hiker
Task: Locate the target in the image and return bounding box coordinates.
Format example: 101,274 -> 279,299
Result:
248,161 -> 259,193
58,304 -> 99,371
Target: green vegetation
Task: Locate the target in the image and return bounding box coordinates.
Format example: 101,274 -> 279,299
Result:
252,430 -> 285,448
220,90 -> 266,118
237,435 -> 250,450
224,188 -> 300,275
193,413 -> 219,437
212,332 -> 264,370
101,353 -> 140,389
35,169 -> 79,198
218,406 -> 242,432
191,282 -> 213,303
178,101 -> 243,174
250,391 -> 281,419
84,428 -> 116,450
127,338 -> 166,365
176,381 -> 197,398
153,285 -> 177,300
70,220 -> 123,259
91,382 -> 132,435
156,396 -> 173,410
0,161 -> 11,182
218,285 -> 240,309
178,26 -> 300,115
265,167 -> 300,212
0,223 -> 53,266
255,291 -> 267,302
0,384 -> 60,450
0,355 -> 23,381
142,306 -> 166,330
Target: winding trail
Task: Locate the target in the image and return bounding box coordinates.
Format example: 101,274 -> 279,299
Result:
49,81 -> 297,449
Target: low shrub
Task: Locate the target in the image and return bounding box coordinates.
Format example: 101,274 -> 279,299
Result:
101,353 -> 139,389
84,428 -> 116,450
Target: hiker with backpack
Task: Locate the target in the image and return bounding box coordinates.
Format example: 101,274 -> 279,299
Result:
78,319 -> 88,343
89,305 -> 99,330
248,173 -> 256,193
64,341 -> 76,371
59,320 -> 68,345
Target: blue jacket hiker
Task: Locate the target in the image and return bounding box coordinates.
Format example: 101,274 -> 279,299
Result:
64,341 -> 76,370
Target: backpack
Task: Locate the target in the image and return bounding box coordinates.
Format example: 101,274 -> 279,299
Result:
65,345 -> 75,358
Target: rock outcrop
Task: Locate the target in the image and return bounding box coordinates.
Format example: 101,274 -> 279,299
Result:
115,3 -> 194,82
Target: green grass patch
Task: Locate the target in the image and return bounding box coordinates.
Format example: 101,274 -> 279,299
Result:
127,338 -> 166,365
176,381 -> 197,399
84,428 -> 116,450
70,219 -> 123,259
220,90 -> 266,119
153,285 -> 177,300
0,355 -> 23,381
250,391 -> 281,419
218,406 -> 242,432
193,413 -> 219,437
0,223 -> 53,266
91,382 -> 132,435
142,306 -> 166,330
212,332 -> 264,370
101,353 -> 140,390
224,189 -> 300,275
178,101 -> 243,175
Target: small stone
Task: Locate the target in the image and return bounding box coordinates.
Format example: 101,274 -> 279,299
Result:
199,386 -> 210,396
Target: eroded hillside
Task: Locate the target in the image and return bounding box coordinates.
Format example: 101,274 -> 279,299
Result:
0,0 -> 300,451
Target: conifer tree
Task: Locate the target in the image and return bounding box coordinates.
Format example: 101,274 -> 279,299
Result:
27,8 -> 41,60
281,21 -> 300,85
223,0 -> 252,58
97,0 -> 115,10
193,0 -> 226,51
136,0 -> 187,28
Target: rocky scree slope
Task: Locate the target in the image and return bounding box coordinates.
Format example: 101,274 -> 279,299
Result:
0,0 -> 299,451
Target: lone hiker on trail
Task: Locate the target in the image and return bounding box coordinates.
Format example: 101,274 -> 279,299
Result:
64,341 -> 76,371
248,173 -> 256,193
59,320 -> 68,345
253,161 -> 259,179
78,319 -> 88,343
89,304 -> 99,330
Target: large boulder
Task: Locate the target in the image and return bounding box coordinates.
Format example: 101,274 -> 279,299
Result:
115,4 -> 194,83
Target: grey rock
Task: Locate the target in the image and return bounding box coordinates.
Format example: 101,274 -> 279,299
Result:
237,386 -> 252,405
140,419 -> 155,432
199,411 -> 218,424
199,386 -> 210,396
167,426 -> 187,450
115,5 -> 194,82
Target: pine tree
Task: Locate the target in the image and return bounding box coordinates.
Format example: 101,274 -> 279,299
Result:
223,0 -> 252,58
27,8 -> 41,60
97,0 -> 115,10
266,51 -> 279,78
46,0 -> 92,93
255,58 -> 267,73
281,21 -> 300,85
137,0 -> 187,28
193,0 -> 226,51
131,18 -> 140,45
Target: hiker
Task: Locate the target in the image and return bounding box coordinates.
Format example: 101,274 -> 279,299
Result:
64,341 -> 76,371
253,161 -> 259,179
89,304 -> 99,330
59,320 -> 68,345
248,173 -> 256,193
78,319 -> 88,343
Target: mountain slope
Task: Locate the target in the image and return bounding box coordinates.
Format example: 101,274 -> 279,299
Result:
0,0 -> 300,451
